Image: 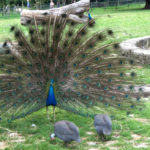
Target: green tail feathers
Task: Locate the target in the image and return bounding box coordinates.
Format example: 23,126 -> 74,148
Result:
0,15 -> 146,122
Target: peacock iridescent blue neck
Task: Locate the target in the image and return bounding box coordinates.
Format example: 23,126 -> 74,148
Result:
88,13 -> 92,20
46,79 -> 57,106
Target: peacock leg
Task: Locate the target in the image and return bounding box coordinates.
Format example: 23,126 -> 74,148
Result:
53,106 -> 56,121
46,106 -> 50,120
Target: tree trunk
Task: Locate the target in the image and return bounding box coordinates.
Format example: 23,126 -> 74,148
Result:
144,0 -> 150,9
21,0 -> 90,25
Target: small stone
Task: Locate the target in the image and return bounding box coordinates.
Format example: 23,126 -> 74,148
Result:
87,141 -> 97,146
86,131 -> 94,135
129,114 -> 134,117
31,124 -> 36,128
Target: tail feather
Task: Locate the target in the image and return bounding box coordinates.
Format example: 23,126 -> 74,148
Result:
0,15 -> 147,122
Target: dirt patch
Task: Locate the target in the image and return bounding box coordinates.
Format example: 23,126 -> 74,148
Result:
131,134 -> 141,140
104,140 -> 118,146
134,118 -> 150,124
133,143 -> 148,148
0,128 -> 25,148
112,132 -> 120,139
8,132 -> 25,143
110,147 -> 118,150
82,137 -> 87,141
0,142 -> 8,150
87,141 -> 97,146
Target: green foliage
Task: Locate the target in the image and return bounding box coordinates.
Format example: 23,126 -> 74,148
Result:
0,0 -> 75,7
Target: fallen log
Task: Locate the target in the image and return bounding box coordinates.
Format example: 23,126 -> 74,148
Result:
21,0 -> 90,25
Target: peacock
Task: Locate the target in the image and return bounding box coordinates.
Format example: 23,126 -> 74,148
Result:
0,13 -> 145,123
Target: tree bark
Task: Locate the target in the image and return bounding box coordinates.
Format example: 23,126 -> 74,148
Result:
144,0 -> 150,9
21,0 -> 90,25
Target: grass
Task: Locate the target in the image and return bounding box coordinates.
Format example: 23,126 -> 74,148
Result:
0,5 -> 150,150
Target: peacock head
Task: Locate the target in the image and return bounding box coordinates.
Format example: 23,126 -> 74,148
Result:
51,79 -> 54,84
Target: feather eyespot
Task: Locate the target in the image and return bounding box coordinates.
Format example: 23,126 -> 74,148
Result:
97,34 -> 104,40
18,41 -> 23,46
54,35 -> 59,40
63,41 -> 68,48
41,30 -> 45,36
68,31 -> 73,37
129,60 -> 134,64
99,96 -> 103,100
18,66 -> 22,70
96,57 -> 99,61
74,40 -> 79,46
130,72 -> 136,77
26,20 -> 31,24
43,12 -> 48,15
50,47 -> 54,52
82,84 -> 87,88
30,38 -> 35,44
32,52 -> 37,57
130,105 -> 134,108
29,28 -> 34,35
107,29 -> 113,35
108,64 -> 112,68
119,60 -> 123,64
79,14 -> 83,18
103,50 -> 108,54
81,54 -> 86,58
139,88 -> 143,91
42,42 -> 46,48
111,96 -> 115,100
5,50 -> 10,54
113,43 -> 119,49
10,26 -> 15,32
81,30 -> 86,36
118,104 -> 121,107
125,94 -> 129,98
70,21 -> 76,26
10,57 -> 15,61
3,41 -> 7,47
129,85 -> 134,90
56,24 -> 61,29
55,67 -> 59,72
61,13 -> 67,18
108,78 -> 112,82
7,69 -> 12,74
0,64 -> 5,68
88,43 -> 93,48
15,31 -> 20,38
68,52 -> 71,56
119,72 -> 124,77
42,20 -> 46,25
73,63 -> 77,67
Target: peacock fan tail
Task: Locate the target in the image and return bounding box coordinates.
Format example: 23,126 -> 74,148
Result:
0,14 -> 145,122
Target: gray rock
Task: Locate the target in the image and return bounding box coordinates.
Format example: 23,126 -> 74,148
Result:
120,36 -> 150,64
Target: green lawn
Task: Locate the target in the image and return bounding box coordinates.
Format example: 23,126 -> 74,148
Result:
1,5 -> 150,150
